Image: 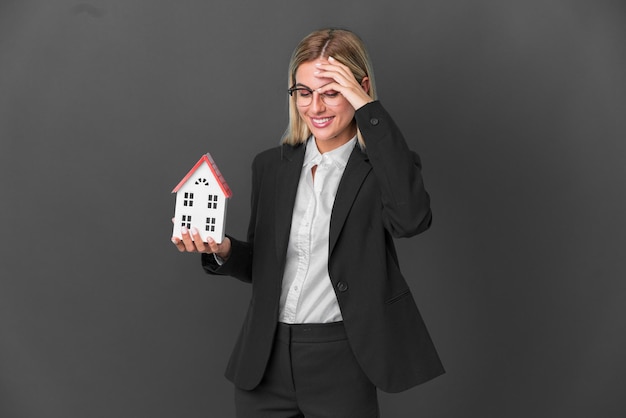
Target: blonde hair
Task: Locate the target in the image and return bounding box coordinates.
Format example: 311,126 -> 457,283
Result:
281,28 -> 377,149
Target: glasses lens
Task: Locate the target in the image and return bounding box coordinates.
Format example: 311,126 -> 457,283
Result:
321,90 -> 341,106
294,88 -> 312,106
290,88 -> 343,106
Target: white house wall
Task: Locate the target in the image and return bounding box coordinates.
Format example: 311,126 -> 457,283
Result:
172,164 -> 228,243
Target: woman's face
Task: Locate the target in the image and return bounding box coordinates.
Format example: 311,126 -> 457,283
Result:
294,58 -> 357,153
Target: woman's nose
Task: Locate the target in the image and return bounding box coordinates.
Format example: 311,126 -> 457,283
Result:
310,92 -> 326,112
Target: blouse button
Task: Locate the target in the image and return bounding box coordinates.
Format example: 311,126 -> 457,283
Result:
370,118 -> 379,126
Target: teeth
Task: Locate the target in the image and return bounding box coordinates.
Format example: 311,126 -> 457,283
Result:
313,117 -> 332,123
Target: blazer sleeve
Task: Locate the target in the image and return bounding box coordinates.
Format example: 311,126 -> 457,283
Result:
355,100 -> 432,237
201,236 -> 252,282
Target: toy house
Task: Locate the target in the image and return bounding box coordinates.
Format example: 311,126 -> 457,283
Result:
172,153 -> 232,243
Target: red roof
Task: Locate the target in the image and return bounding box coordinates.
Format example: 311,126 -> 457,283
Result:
172,153 -> 233,198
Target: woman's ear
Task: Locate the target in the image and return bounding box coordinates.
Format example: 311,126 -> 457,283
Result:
360,76 -> 370,94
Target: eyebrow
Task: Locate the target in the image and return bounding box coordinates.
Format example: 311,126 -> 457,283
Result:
292,82 -> 334,90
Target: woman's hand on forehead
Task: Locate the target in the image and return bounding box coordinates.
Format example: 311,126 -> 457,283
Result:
313,57 -> 373,110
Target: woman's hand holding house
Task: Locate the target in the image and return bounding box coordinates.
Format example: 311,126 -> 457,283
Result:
171,223 -> 232,261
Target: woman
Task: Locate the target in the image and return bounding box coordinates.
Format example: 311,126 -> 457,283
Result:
172,28 -> 444,418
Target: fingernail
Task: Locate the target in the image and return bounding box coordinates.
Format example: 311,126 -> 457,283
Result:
181,226 -> 188,234
191,227 -> 199,235
315,62 -> 322,66
171,237 -> 178,244
329,56 -> 335,61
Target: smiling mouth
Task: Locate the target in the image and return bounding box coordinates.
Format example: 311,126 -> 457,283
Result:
311,116 -> 334,126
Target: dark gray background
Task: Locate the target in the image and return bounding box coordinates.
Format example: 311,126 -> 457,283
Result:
1,0 -> 625,417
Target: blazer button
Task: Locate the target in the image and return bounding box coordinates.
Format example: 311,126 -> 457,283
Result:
337,281 -> 348,292
370,118 -> 379,126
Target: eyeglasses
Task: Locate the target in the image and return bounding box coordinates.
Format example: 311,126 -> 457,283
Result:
288,85 -> 343,107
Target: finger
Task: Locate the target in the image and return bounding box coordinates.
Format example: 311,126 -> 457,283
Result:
171,236 -> 186,252
181,226 -> 197,252
206,236 -> 221,254
315,74 -> 363,100
314,68 -> 352,88
315,81 -> 345,95
190,227 -> 208,253
315,58 -> 356,85
320,83 -> 372,112
316,56 -> 350,73
328,56 -> 361,81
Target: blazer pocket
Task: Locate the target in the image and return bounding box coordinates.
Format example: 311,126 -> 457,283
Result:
385,289 -> 411,305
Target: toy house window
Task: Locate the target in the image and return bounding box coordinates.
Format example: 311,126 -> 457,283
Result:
208,195 -> 218,209
205,217 -> 216,232
184,192 -> 194,207
182,215 -> 192,229
195,178 -> 209,186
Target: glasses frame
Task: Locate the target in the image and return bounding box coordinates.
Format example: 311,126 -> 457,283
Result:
287,85 -> 342,107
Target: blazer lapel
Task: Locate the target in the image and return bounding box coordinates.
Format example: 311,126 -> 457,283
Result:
274,144 -> 305,264
329,146 -> 371,255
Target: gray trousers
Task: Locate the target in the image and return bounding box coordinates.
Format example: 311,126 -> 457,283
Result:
235,322 -> 380,418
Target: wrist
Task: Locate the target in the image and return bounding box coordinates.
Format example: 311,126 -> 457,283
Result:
216,237 -> 231,261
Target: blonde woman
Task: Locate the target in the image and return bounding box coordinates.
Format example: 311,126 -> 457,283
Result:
173,28 -> 444,417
